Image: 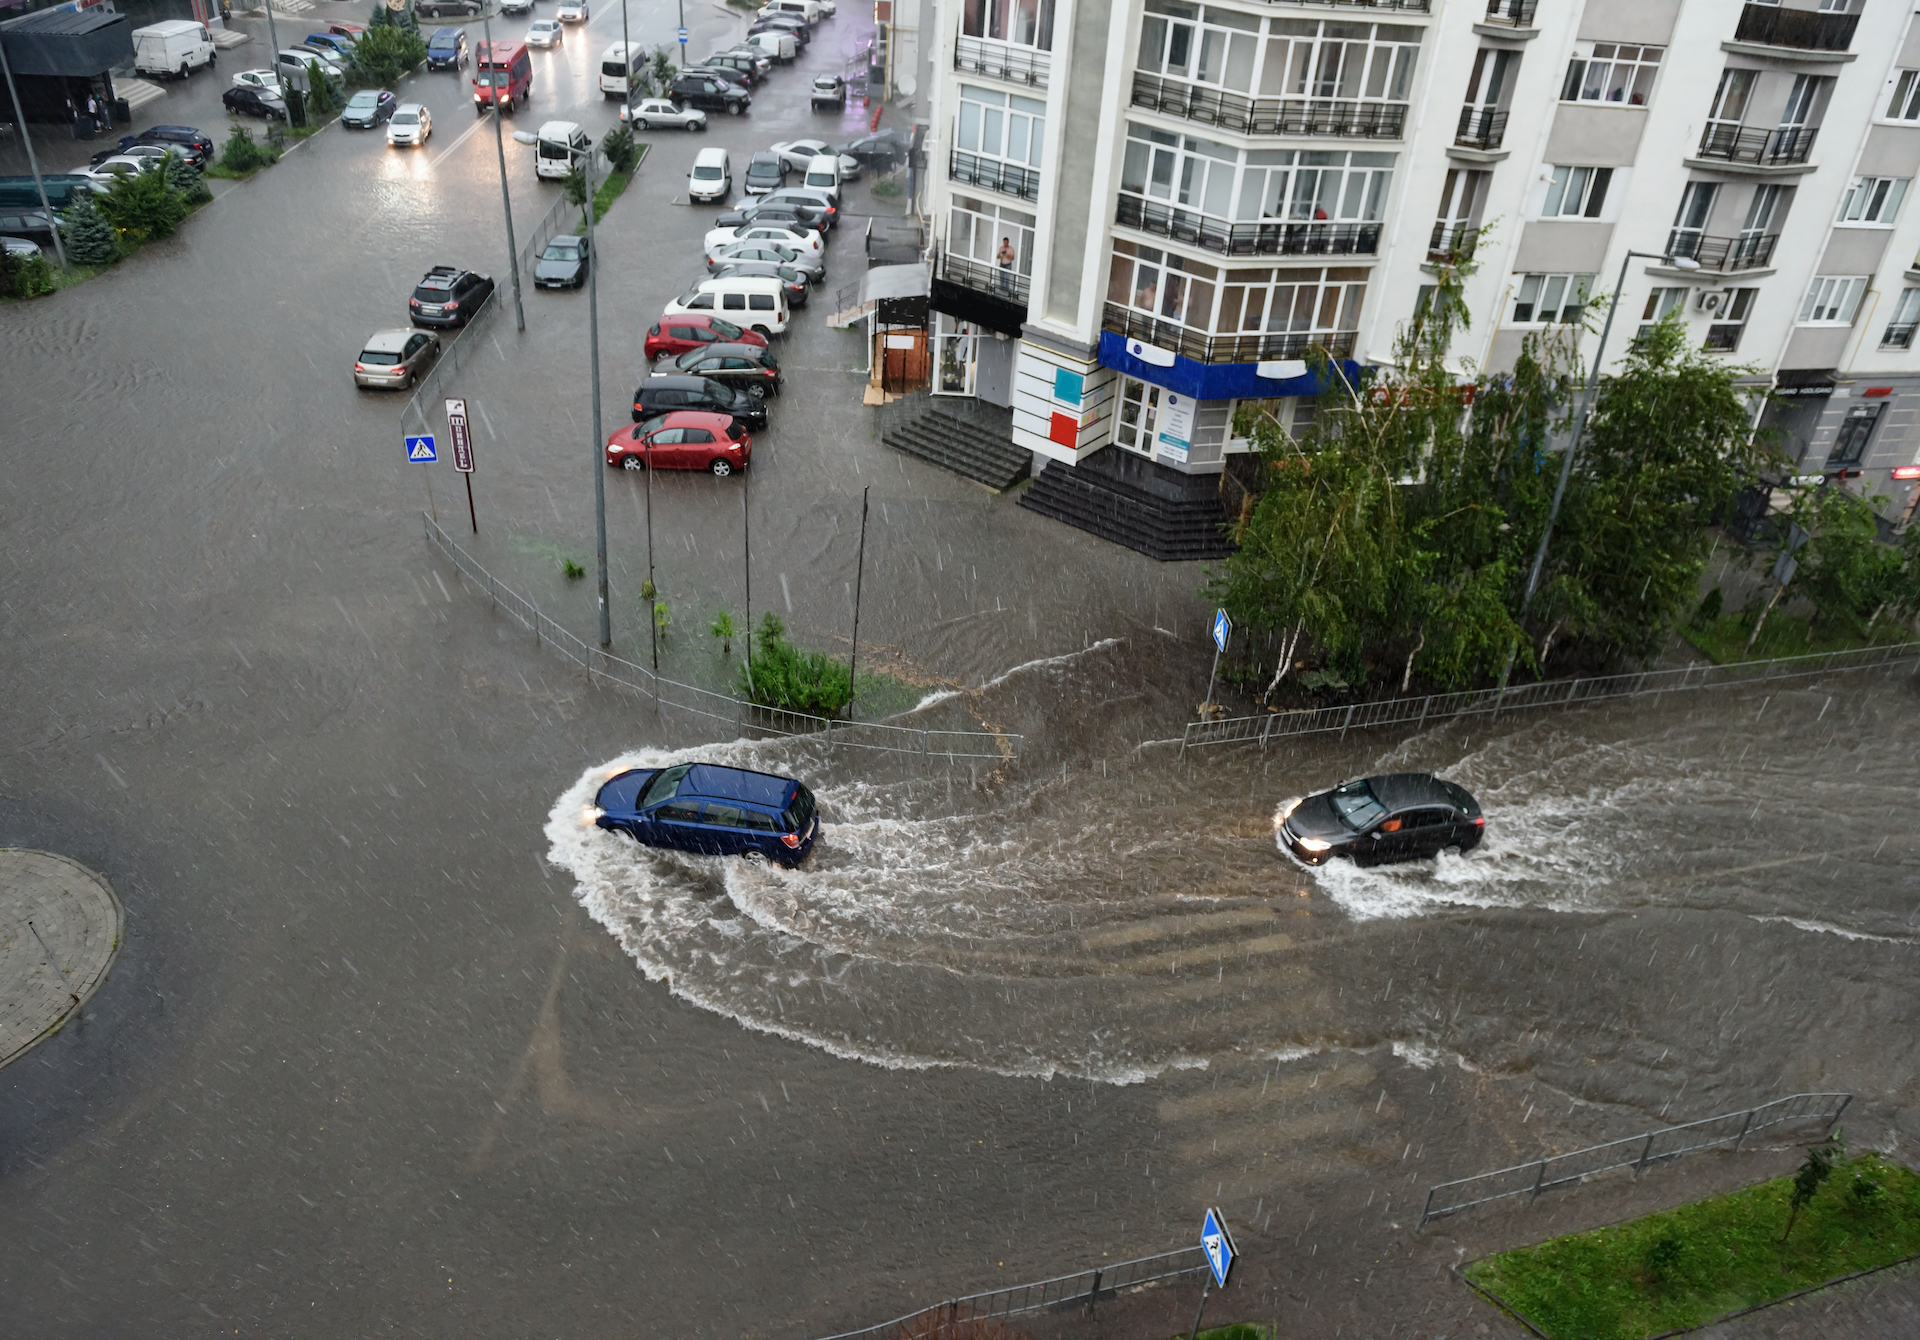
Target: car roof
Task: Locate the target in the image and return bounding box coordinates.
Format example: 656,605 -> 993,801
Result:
748,151 -> 781,165
430,26 -> 462,40
693,146 -> 729,164
678,764 -> 793,808
641,373 -> 712,389
145,125 -> 202,137
363,329 -> 416,351
1361,773 -> 1457,811
650,410 -> 736,430
704,342 -> 771,358
394,102 -> 425,113
537,119 -> 581,136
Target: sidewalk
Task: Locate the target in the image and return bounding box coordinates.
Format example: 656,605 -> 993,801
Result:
1696,1259 -> 1920,1339
0,849 -> 123,1070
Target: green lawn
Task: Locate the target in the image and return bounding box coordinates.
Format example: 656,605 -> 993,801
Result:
1465,1155 -> 1920,1340
1678,612 -> 1912,665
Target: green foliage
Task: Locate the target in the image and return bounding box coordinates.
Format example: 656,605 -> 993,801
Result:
98,164 -> 188,241
737,613 -> 853,717
562,558 -> 585,579
1790,484 -> 1920,638
0,246 -> 56,298
650,47 -> 676,87
305,60 -> 338,116
871,177 -> 903,199
1691,585 -> 1723,628
218,124 -> 277,174
562,164 -> 589,213
600,124 -> 640,174
349,24 -> 426,86
653,598 -> 673,636
60,194 -> 118,266
369,4 -> 420,31
591,169 -> 632,223
163,151 -> 211,205
710,610 -> 737,656
1783,1131 -> 1845,1242
1466,1153 -> 1920,1340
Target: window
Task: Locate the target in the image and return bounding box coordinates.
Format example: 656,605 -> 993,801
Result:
1798,276 -> 1867,324
1114,376 -> 1164,454
1541,165 -> 1613,218
1668,181 -> 1717,259
1137,0 -> 1260,93
1561,42 -> 1663,105
949,193 -> 1035,274
1887,68 -> 1920,121
1637,286 -> 1686,340
656,799 -> 703,823
1704,288 -> 1756,351
1882,287 -> 1920,347
1254,17 -> 1421,102
961,0 -> 1055,50
956,84 -> 1045,169
1215,264 -> 1367,336
1707,67 -> 1755,126
1107,240 -> 1219,326
1121,125 -> 1394,224
1512,273 -> 1592,324
1827,403 -> 1881,468
1836,176 -> 1908,224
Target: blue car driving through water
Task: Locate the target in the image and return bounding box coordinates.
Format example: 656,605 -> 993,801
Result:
590,762 -> 819,865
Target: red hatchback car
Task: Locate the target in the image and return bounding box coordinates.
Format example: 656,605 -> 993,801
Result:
643,313 -> 769,362
606,411 -> 752,477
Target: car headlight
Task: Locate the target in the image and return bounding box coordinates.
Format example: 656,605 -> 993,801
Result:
1296,836 -> 1331,853
580,805 -> 605,827
1274,797 -> 1301,826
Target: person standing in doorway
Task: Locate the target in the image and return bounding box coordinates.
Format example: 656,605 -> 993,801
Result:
996,236 -> 1015,295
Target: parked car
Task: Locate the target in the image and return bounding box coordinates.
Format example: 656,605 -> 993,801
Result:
132,20 -> 216,81
748,15 -> 809,47
303,32 -> 358,60
710,260 -> 810,306
2,235 -> 42,260
0,208 -> 59,245
556,0 -> 588,20
1277,774 -> 1484,868
535,233 -> 589,289
643,312 -> 767,361
341,89 -> 397,129
757,185 -> 839,226
670,72 -> 749,115
131,124 -> 214,167
89,140 -> 171,168
606,411 -> 753,477
700,51 -> 762,86
533,120 -> 591,178
759,0 -> 827,23
743,150 -> 784,195
621,97 -> 706,130
77,157 -> 154,187
427,27 -> 470,70
591,763 -> 819,864
837,128 -> 911,172
664,274 -> 790,337
223,85 -> 287,118
387,103 -> 432,147
632,372 -> 768,432
719,44 -> 774,77
354,327 -> 441,390
707,239 -> 821,282
328,22 -> 367,38
687,146 -> 731,203
798,153 -> 843,199
810,74 -> 845,109
526,18 -> 563,47
499,0 -> 533,14
416,0 -> 482,16
743,29 -> 796,63
717,195 -> 832,234
664,342 -> 781,398
276,46 -> 345,81
770,137 -> 859,177
704,221 -> 823,263
230,67 -> 283,95
409,265 -> 496,328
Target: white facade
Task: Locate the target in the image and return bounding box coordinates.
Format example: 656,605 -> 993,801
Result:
917,0 -> 1920,521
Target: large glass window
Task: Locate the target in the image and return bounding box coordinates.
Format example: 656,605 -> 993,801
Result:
1541,165 -> 1613,218
1108,242 -> 1366,341
1798,275 -> 1867,325
1827,403 -> 1882,468
1107,241 -> 1219,328
1257,17 -> 1419,101
1836,176 -> 1909,225
1137,0 -> 1260,93
1120,124 -> 1392,224
956,84 -> 1046,169
1560,42 -> 1663,105
1887,68 -> 1920,121
1113,377 -> 1164,455
1511,273 -> 1592,325
949,193 -> 1035,275
961,0 -> 1054,50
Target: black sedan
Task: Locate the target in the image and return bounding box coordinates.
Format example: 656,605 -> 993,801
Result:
223,85 -> 288,119
1277,773 -> 1483,867
837,128 -> 911,172
534,234 -> 589,289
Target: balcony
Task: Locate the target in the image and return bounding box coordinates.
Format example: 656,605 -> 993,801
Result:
953,35 -> 1049,90
1130,72 -> 1407,139
1695,123 -> 1816,167
1427,223 -> 1479,262
1115,193 -> 1382,257
1483,0 -> 1537,25
1455,107 -> 1508,151
1883,322 -> 1917,349
1665,231 -> 1779,273
1732,2 -> 1857,52
1103,303 -> 1357,365
1289,0 -> 1429,8
950,148 -> 1041,203
937,247 -> 1031,308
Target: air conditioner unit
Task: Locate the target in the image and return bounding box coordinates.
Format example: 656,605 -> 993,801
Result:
1697,288 -> 1733,314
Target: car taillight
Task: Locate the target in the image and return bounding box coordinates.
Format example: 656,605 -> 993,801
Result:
409,297 -> 420,306
445,301 -> 460,310
779,832 -> 801,848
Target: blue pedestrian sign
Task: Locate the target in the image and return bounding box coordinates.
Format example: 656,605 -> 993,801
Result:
1211,608 -> 1232,653
1201,1207 -> 1236,1287
677,25 -> 688,39
406,434 -> 437,463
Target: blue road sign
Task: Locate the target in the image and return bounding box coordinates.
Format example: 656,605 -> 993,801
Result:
677,25 -> 688,39
1212,608 -> 1232,653
406,434 -> 437,463
1201,1207 -> 1236,1287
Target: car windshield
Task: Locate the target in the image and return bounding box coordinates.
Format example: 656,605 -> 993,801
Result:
358,349 -> 402,365
1330,781 -> 1386,831
637,764 -> 692,807
693,165 -> 723,179
542,241 -> 580,260
347,92 -> 379,107
393,111 -> 419,124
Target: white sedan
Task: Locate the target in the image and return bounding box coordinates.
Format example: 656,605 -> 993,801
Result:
231,67 -> 284,95
76,156 -> 157,187
704,222 -> 823,263
526,18 -> 563,46
555,0 -> 588,19
769,138 -> 861,178
621,97 -> 707,130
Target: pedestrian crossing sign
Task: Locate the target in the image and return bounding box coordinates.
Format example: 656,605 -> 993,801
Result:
406,434 -> 437,463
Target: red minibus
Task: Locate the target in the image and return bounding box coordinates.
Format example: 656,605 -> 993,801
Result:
472,41 -> 531,112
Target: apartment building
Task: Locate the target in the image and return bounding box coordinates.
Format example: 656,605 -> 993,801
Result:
913,0 -> 1920,553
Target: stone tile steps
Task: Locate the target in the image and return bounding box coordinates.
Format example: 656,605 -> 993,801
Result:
1018,463 -> 1235,562
882,413 -> 1030,491
116,78 -> 169,113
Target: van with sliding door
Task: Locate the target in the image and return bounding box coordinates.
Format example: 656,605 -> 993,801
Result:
534,120 -> 591,179
663,274 -> 790,338
599,42 -> 644,97
472,41 -> 532,113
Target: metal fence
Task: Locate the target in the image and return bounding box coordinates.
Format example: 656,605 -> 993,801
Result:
1179,638 -> 1920,754
806,1246 -> 1210,1340
516,179 -> 593,277
422,515 -> 1020,761
1420,1093 -> 1852,1226
400,285 -> 501,442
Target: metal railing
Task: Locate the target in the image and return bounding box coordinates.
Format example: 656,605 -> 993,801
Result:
1257,0 -> 1429,8
1129,73 -> 1407,139
953,35 -> 1050,89
422,515 -> 1021,761
1734,2 -> 1858,52
401,285 -> 500,442
1665,230 -> 1778,273
1420,1093 -> 1852,1225
1695,123 -> 1816,167
1427,222 -> 1479,261
937,247 -> 1031,307
949,148 -> 1041,202
1455,106 -> 1508,150
517,184 -> 586,277
1114,194 -> 1381,258
804,1246 -> 1209,1340
1179,639 -> 1920,753
1103,303 -> 1356,364
1482,0 -> 1537,25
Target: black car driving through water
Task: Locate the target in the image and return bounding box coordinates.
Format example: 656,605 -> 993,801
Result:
1277,773 -> 1483,867
591,763 -> 819,865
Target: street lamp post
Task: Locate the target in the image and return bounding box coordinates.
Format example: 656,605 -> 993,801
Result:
584,142 -> 610,646
0,39 -> 66,270
482,5 -> 527,333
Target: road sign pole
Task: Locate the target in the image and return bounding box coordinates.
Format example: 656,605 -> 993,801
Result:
464,473 -> 477,533
1185,1276 -> 1212,1340
1204,643 -> 1221,715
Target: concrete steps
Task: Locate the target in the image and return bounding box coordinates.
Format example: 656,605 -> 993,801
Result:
1018,451 -> 1235,562
116,78 -> 169,113
882,409 -> 1029,491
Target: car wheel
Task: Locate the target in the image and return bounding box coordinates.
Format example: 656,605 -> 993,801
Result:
635,118 -> 649,129
622,456 -> 644,471
746,384 -> 767,401
751,324 -> 772,338
710,458 -> 733,477
179,61 -> 190,80
742,847 -> 767,866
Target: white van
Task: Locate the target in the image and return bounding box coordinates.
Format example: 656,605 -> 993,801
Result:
688,146 -> 731,203
744,30 -> 796,63
535,121 -> 592,179
800,156 -> 842,200
758,0 -> 825,23
134,20 -> 216,80
599,42 -> 644,97
664,274 -> 790,337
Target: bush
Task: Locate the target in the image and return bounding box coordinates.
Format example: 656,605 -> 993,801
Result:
99,164 -> 187,241
600,124 -> 640,174
220,123 -> 275,174
0,246 -> 56,298
350,24 -> 427,86
164,151 -> 212,205
738,613 -> 853,717
1691,586 -> 1722,628
60,194 -> 118,266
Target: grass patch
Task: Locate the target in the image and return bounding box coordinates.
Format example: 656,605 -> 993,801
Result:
1677,611 -> 1913,664
590,168 -> 632,224
738,613 -> 916,719
1188,1326 -> 1272,1340
1465,1154 -> 1920,1340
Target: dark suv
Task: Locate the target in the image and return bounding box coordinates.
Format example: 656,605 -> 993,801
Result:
426,27 -> 470,70
632,373 -> 768,432
132,125 -> 214,168
409,265 -> 496,328
670,72 -> 750,115
666,343 -> 780,398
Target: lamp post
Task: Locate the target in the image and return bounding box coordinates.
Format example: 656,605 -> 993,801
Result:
584,141 -> 609,646
0,39 -> 65,270
482,4 -> 527,333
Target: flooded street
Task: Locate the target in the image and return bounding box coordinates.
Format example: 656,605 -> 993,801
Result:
3,7 -> 1918,1335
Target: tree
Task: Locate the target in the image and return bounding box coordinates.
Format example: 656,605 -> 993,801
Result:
711,610 -> 738,657
1782,1131 -> 1844,1242
98,164 -> 187,240
350,24 -> 427,86
60,193 -> 118,265
1790,482 -> 1920,639
164,150 -> 211,205
601,124 -> 640,175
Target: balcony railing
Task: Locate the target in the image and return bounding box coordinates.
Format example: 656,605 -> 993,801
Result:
950,148 -> 1041,203
1115,194 -> 1382,257
1733,2 -> 1858,52
1665,231 -> 1779,272
937,247 -> 1031,307
953,35 -> 1049,89
1883,322 -> 1917,349
1696,123 -> 1817,166
1455,106 -> 1508,150
1130,72 -> 1407,138
1280,0 -> 1429,9
1103,303 -> 1356,365
1428,223 -> 1479,261
1483,0 -> 1537,26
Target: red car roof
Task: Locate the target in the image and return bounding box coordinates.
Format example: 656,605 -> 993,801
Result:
657,311 -> 768,346
608,410 -> 744,443
475,40 -> 525,64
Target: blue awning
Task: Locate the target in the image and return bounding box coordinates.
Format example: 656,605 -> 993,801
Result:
1097,330 -> 1361,402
